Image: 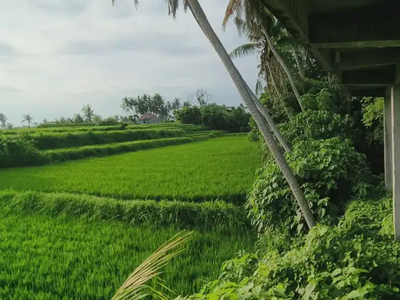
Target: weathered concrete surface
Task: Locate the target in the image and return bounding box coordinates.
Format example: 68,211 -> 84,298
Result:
391,85 -> 400,241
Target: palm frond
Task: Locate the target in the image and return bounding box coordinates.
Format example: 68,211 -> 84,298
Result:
165,0 -> 180,18
112,231 -> 192,300
229,42 -> 258,59
222,0 -> 242,28
112,0 -> 139,8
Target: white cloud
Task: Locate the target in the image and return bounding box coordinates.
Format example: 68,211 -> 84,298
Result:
0,0 -> 258,126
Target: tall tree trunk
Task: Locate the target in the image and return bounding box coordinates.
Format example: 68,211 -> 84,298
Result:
186,0 -> 316,229
292,45 -> 305,80
244,81 -> 291,152
266,61 -> 292,120
263,27 -> 305,111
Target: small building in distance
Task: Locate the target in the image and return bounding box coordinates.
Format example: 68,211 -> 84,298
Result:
139,113 -> 160,124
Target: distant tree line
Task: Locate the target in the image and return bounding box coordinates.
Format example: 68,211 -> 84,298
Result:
1,88 -> 249,131
121,93 -> 183,123
174,103 -> 251,133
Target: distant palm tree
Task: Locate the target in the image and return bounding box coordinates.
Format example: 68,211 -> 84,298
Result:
22,114 -> 34,127
0,113 -> 7,129
81,104 -> 94,123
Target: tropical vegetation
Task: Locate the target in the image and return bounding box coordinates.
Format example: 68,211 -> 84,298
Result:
0,0 -> 398,299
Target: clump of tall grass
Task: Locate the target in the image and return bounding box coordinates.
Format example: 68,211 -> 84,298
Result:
28,129 -> 187,150
0,191 -> 250,232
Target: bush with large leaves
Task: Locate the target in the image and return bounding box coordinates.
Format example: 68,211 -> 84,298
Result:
184,198 -> 400,300
248,137 -> 374,234
0,135 -> 45,168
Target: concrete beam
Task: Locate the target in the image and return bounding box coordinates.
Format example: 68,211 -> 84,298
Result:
337,49 -> 400,71
342,66 -> 396,86
309,2 -> 400,48
350,87 -> 386,97
385,88 -> 393,190
391,85 -> 400,241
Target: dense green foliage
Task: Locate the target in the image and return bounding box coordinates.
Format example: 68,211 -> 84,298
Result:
247,85 -> 383,234
0,135 -> 43,167
0,136 -> 261,202
185,197 -> 400,300
249,137 -> 375,234
26,129 -> 186,150
175,106 -> 203,125
0,208 -> 253,299
121,93 -> 179,122
361,97 -> 384,149
175,104 -> 251,132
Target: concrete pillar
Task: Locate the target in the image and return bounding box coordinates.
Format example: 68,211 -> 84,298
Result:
385,89 -> 393,190
390,85 -> 400,241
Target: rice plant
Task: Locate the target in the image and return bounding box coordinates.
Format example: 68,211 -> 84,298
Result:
0,136 -> 261,203
0,210 -> 254,298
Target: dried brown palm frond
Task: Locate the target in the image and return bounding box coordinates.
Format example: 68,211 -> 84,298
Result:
112,231 -> 192,300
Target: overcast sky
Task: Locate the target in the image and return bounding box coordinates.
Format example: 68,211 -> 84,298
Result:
0,0 -> 258,126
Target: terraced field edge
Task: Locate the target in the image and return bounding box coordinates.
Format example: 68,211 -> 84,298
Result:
0,191 -> 251,232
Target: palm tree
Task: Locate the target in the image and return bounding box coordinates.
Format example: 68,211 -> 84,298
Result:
73,114 -> 84,123
0,113 -> 7,129
185,0 -> 314,228
22,114 -> 33,127
223,2 -> 305,111
81,104 -> 94,123
228,21 -> 294,119
121,97 -> 135,116
112,0 -> 316,229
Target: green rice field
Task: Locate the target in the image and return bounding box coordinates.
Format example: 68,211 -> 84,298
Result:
0,136 -> 261,202
0,126 -> 260,298
0,210 -> 253,299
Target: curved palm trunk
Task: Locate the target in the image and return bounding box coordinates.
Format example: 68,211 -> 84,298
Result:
266,61 -> 292,120
186,0 -> 315,229
244,82 -> 291,152
263,28 -> 305,111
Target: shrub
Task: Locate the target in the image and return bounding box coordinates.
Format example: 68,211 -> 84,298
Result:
248,137 -> 375,234
278,110 -> 355,144
184,198 -> 400,300
175,105 -> 251,133
201,104 -> 227,130
175,107 -> 203,125
0,135 -> 46,168
0,191 -> 250,232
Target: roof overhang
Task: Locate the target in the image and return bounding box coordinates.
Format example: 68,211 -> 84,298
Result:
262,0 -> 400,97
